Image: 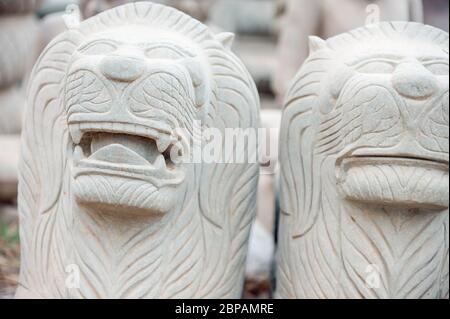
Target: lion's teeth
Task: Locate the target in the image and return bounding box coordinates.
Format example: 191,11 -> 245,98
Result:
73,145 -> 83,165
70,126 -> 82,144
154,154 -> 166,170
157,136 -> 171,153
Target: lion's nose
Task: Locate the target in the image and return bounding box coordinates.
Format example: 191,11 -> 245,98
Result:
392,60 -> 439,99
100,56 -> 145,82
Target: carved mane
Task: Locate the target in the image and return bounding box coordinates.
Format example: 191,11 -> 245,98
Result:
18,3 -> 259,298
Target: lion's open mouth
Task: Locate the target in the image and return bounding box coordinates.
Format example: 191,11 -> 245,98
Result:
71,122 -> 185,181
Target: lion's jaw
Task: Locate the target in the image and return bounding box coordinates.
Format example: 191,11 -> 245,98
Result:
325,43 -> 450,210
65,27 -> 207,216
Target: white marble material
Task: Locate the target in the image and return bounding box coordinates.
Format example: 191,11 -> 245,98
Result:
277,22 -> 449,299
17,3 -> 259,299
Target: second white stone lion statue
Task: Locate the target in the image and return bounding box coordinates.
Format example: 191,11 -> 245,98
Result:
277,22 -> 449,299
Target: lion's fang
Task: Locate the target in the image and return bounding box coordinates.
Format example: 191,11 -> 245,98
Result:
156,136 -> 171,153
154,154 -> 166,170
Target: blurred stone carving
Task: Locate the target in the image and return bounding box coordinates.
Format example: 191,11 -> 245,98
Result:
424,0 -> 449,32
36,11 -> 68,55
17,3 -> 259,299
210,0 -> 277,36
277,22 -> 449,299
0,88 -> 24,135
246,222 -> 275,280
79,0 -> 213,21
0,1 -> 40,206
0,137 -> 20,202
171,0 -> 213,22
245,109 -> 281,286
257,109 -> 281,234
209,0 -> 278,95
0,0 -> 42,15
274,0 -> 424,99
0,15 -> 38,89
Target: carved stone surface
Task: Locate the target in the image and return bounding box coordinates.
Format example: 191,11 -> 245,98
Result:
17,3 -> 259,299
277,22 -> 449,299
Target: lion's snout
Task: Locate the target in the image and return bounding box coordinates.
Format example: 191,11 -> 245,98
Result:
100,55 -> 145,83
392,60 -> 440,100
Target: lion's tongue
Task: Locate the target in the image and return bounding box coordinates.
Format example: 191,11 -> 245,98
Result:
90,144 -> 151,165
89,133 -> 158,165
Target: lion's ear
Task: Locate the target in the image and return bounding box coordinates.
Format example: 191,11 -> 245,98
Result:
309,36 -> 328,54
216,32 -> 235,51
63,4 -> 82,30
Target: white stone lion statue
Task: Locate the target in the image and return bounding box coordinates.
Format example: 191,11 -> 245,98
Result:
277,22 -> 449,299
17,2 -> 259,299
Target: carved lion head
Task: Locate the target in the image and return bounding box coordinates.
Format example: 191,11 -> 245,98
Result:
18,3 -> 259,298
281,22 -> 449,236
66,22 -> 211,215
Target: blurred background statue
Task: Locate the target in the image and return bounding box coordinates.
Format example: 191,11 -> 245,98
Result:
273,0 -> 425,100
0,1 -> 41,213
79,0 -> 214,20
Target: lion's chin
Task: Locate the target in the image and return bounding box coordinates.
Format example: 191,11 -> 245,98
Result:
72,174 -> 179,216
338,157 -> 449,210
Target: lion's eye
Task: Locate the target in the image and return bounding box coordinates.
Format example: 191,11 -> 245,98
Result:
424,61 -> 449,76
356,60 -> 396,74
80,41 -> 118,55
